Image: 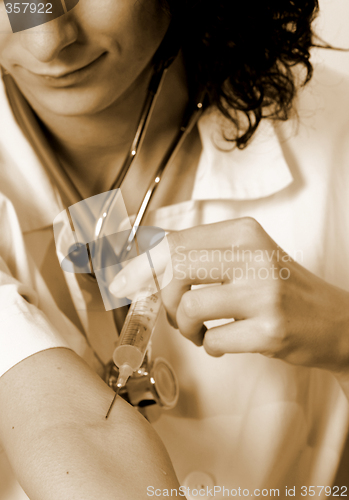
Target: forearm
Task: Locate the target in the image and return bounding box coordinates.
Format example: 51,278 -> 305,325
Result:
0,348 -> 181,500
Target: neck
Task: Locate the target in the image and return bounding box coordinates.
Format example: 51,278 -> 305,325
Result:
32,55 -> 190,198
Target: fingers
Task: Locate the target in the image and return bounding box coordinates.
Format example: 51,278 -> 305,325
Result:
110,243 -> 236,301
173,284 -> 243,345
162,246 -> 272,329
166,218 -> 265,253
203,318 -> 268,357
161,250 -> 236,327
109,217 -> 269,299
109,236 -> 171,298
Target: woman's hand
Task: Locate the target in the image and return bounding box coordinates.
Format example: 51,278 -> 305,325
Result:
110,218 -> 349,377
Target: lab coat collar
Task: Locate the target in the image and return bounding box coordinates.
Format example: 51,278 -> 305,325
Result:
193,109 -> 293,200
0,75 -> 293,233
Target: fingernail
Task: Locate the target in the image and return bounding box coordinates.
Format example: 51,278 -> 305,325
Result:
109,275 -> 127,297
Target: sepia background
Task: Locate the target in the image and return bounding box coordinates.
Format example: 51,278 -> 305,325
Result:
313,0 -> 349,74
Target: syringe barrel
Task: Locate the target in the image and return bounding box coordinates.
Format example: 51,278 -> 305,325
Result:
113,290 -> 162,372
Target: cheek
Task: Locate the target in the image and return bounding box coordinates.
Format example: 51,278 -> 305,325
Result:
125,2 -> 170,70
130,0 -> 170,43
0,34 -> 14,72
84,0 -> 169,57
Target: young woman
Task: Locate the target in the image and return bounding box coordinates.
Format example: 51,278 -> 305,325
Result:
0,0 -> 348,498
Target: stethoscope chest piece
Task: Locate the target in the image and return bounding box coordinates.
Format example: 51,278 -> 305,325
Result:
105,354 -> 179,411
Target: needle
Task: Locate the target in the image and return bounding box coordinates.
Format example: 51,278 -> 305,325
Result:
105,386 -> 121,419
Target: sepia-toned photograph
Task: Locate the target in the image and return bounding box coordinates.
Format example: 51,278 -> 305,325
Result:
0,0 -> 348,498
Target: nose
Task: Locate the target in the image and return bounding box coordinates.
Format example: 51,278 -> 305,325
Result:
19,14 -> 78,62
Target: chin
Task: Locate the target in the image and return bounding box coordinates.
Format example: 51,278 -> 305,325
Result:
32,85 -> 119,117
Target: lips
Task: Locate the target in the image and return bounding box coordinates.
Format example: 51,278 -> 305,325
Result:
37,54 -> 106,79
21,52 -> 107,87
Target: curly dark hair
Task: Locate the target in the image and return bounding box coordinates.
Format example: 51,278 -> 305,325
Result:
161,0 -> 319,148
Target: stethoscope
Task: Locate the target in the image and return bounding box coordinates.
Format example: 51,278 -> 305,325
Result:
2,23 -> 207,412
97,42 -> 206,413
97,63 -> 206,413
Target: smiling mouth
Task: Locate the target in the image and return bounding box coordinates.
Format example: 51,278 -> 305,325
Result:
30,53 -> 107,80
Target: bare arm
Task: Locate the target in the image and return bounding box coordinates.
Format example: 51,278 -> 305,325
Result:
0,348 -> 182,500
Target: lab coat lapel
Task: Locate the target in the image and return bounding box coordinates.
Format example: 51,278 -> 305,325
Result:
192,109 -> 293,201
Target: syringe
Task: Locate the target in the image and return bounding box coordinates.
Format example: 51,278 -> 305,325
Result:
105,288 -> 162,419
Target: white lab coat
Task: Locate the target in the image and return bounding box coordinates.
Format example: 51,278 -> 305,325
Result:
0,65 -> 348,499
